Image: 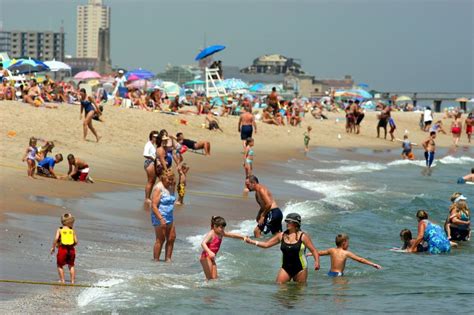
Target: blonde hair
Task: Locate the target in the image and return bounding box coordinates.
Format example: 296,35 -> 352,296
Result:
456,200 -> 470,218
450,192 -> 462,202
61,213 -> 75,227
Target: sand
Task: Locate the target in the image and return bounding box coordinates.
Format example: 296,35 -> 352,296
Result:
0,100 -> 465,220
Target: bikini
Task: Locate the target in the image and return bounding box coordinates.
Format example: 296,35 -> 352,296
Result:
246,148 -> 254,165
280,231 -> 307,278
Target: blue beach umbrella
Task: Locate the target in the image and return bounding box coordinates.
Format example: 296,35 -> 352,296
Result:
184,79 -> 205,86
195,45 -> 226,61
125,68 -> 155,80
349,89 -> 373,99
357,83 -> 369,89
220,78 -> 248,91
8,58 -> 50,74
249,83 -> 264,92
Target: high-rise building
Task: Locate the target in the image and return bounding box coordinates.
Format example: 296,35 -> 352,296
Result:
76,0 -> 111,59
3,30 -> 65,60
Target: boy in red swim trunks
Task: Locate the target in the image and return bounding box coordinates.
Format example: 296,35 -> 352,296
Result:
67,154 -> 93,183
51,213 -> 78,284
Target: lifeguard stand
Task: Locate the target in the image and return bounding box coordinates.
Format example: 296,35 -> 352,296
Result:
205,67 -> 227,98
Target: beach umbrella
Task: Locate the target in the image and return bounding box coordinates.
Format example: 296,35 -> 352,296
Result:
127,74 -> 140,81
249,83 -> 265,92
1,59 -> 17,69
357,83 -> 369,88
8,58 -> 50,74
125,68 -> 155,80
184,79 -> 205,86
162,81 -> 181,97
74,70 -> 101,80
220,78 -> 248,91
195,45 -> 226,61
150,79 -> 163,87
455,97 -> 469,102
128,79 -> 150,89
396,95 -> 412,103
44,59 -> 71,72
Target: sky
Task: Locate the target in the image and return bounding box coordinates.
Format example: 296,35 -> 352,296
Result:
1,0 -> 473,92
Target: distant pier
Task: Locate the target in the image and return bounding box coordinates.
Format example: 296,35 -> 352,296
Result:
376,92 -> 474,112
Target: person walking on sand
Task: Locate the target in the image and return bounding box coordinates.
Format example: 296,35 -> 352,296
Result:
150,170 -> 177,262
307,233 -> 381,277
50,213 -> 78,284
465,112 -> 473,143
245,213 -> 320,284
451,113 -> 463,146
79,88 -> 101,142
422,131 -> 436,168
423,106 -> 433,132
200,216 -> 247,280
245,175 -> 283,238
144,131 -> 159,203
238,107 -> 257,150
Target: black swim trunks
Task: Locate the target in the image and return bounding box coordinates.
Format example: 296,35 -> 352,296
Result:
258,208 -> 283,235
377,118 -> 388,128
240,125 -> 253,140
182,139 -> 196,150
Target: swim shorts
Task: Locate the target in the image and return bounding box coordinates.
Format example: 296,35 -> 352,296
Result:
37,166 -> 52,177
377,118 -> 388,128
457,177 -> 466,184
258,208 -> 283,235
240,125 -> 253,140
71,166 -> 89,182
328,271 -> 343,277
57,245 -> 75,267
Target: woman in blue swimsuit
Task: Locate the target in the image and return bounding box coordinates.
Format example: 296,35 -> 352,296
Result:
410,210 -> 451,254
150,169 -> 177,262
79,88 -> 101,142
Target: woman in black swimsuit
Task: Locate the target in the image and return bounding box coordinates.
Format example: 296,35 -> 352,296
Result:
245,213 -> 320,284
79,88 -> 101,142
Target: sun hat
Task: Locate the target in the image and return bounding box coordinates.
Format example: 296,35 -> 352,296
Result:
285,213 -> 301,226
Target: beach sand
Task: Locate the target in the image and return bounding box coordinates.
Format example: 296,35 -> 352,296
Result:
0,101 -> 460,219
0,101 -> 469,311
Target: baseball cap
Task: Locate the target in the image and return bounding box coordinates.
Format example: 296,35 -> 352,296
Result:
285,213 -> 301,226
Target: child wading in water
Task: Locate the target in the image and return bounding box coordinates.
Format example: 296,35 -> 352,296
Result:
176,163 -> 189,205
200,216 -> 247,280
309,233 -> 381,276
22,137 -> 38,178
304,126 -> 312,153
50,213 -> 78,284
243,138 -> 255,192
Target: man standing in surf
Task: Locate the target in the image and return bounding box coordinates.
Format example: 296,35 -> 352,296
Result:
422,131 -> 437,168
245,175 -> 283,238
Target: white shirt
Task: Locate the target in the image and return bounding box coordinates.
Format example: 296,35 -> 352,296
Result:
143,141 -> 156,159
423,109 -> 433,122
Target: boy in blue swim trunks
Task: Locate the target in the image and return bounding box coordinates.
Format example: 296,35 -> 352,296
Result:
309,234 -> 381,277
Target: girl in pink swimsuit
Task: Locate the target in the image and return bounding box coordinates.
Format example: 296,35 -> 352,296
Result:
200,216 -> 247,280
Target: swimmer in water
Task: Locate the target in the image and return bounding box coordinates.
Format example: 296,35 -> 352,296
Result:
458,168 -> 474,184
245,213 -> 320,284
200,216 -> 247,280
308,233 -> 381,277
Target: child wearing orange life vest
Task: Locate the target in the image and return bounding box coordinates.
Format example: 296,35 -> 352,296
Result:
50,213 -> 78,284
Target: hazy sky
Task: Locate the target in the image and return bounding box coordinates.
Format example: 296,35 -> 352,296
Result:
1,0 -> 472,92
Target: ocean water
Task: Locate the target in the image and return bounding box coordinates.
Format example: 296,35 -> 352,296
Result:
2,147 -> 473,314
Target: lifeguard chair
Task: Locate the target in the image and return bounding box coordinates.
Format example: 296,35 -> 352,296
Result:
205,67 -> 227,98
